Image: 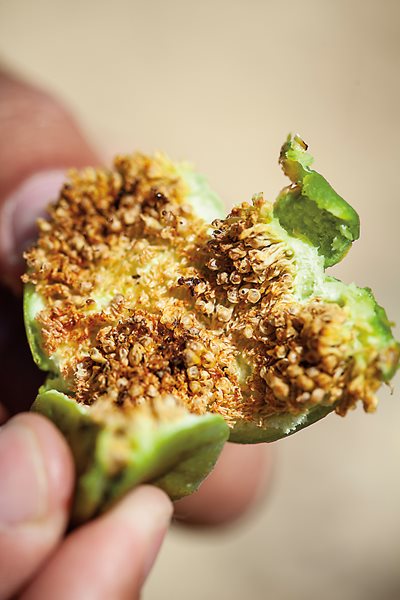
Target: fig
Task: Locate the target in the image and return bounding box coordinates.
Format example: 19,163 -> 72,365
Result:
23,137 -> 399,524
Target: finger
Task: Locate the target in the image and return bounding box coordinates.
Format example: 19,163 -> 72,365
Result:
21,486 -> 172,600
174,442 -> 273,526
0,413 -> 74,600
0,69 -> 99,292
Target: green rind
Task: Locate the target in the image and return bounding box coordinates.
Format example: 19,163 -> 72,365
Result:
229,405 -> 334,443
102,414 -> 229,506
274,188 -> 356,267
319,278 -> 400,381
23,283 -> 55,372
32,390 -> 229,525
276,134 -> 360,267
32,390 -> 103,522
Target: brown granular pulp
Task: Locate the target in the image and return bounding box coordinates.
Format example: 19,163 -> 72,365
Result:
24,154 -> 382,427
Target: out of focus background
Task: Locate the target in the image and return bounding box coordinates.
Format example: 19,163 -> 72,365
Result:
1,1 -> 399,598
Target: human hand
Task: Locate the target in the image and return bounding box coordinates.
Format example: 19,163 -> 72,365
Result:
0,70 -> 272,598
0,412 -> 172,599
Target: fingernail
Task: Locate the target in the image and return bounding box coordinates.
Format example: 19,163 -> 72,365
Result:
115,486 -> 173,583
0,170 -> 65,288
0,418 -> 48,526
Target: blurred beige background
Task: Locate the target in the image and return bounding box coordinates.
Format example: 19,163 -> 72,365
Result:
1,1 -> 399,598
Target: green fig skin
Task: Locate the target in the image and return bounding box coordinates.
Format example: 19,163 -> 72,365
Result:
33,390 -> 229,525
229,405 -> 335,444
276,134 -> 360,267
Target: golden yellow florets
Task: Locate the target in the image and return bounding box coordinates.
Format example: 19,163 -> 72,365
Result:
23,154 -> 383,427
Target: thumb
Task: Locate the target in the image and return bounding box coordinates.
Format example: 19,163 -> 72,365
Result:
0,413 -> 74,599
21,487 -> 173,600
0,70 -> 99,293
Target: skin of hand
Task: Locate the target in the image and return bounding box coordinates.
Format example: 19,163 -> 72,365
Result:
0,70 -> 272,599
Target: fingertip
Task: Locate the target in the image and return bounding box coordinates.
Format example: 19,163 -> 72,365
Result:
174,443 -> 274,527
0,412 -> 74,598
109,485 -> 173,584
113,484 -> 173,523
0,170 -> 67,292
20,485 -> 173,600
